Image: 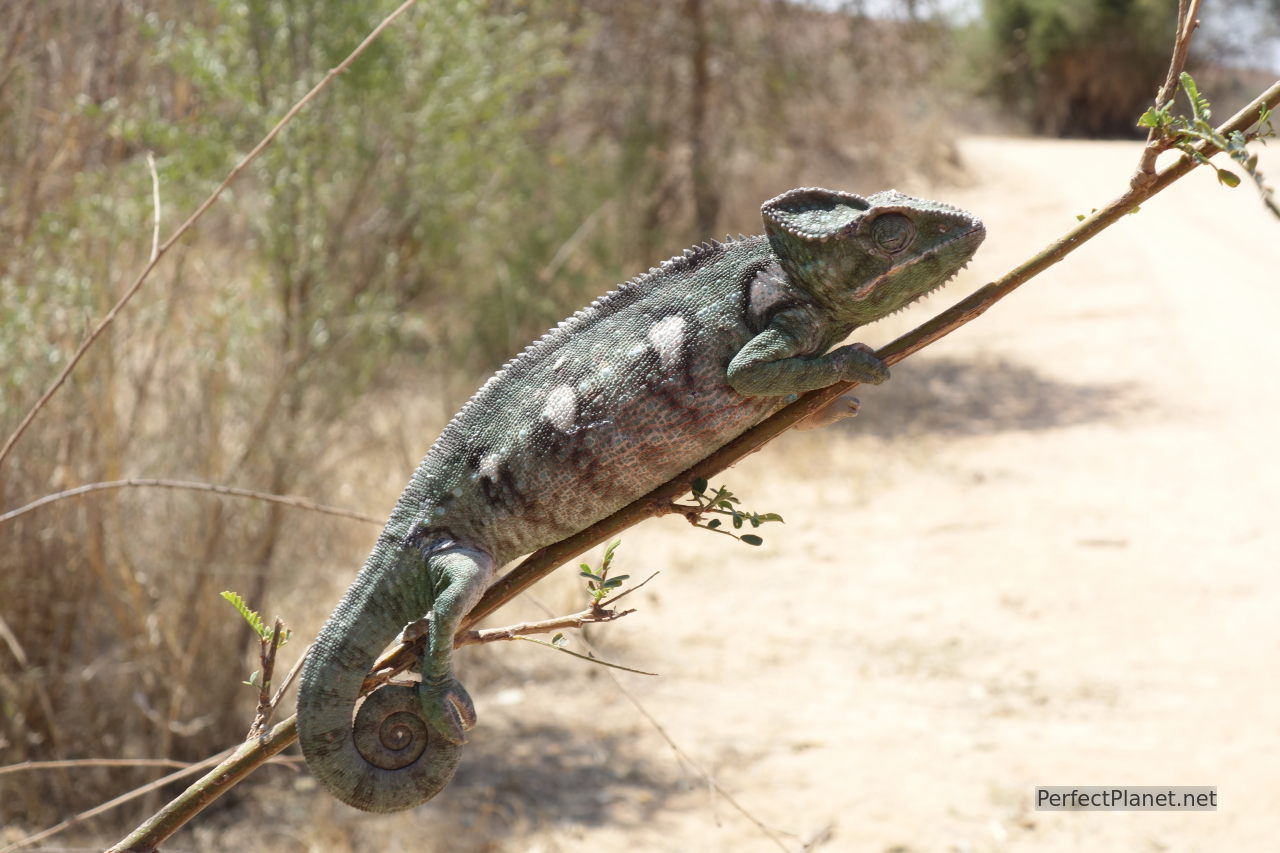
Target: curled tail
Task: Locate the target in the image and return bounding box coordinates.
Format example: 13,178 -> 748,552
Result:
297,537 -> 495,812
296,545 -> 462,812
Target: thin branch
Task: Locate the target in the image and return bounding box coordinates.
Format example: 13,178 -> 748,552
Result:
457,606 -> 636,646
605,570 -> 661,605
146,152 -> 160,262
102,78 -> 1280,853
248,619 -> 286,739
268,641 -> 313,712
0,758 -> 191,777
0,478 -> 381,526
0,0 -> 421,474
513,636 -> 659,676
1136,0 -> 1203,183
0,612 -> 28,667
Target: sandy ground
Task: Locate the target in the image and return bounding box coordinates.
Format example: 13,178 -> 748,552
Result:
196,136 -> 1280,852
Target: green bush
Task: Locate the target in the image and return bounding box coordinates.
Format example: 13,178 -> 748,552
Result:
981,0 -> 1179,137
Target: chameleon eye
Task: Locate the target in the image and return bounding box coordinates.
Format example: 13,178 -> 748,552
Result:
870,213 -> 915,254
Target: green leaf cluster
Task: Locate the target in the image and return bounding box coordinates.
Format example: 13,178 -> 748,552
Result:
1139,73 -> 1278,215
579,539 -> 629,605
979,0 -> 1178,137
687,478 -> 784,547
220,590 -> 290,645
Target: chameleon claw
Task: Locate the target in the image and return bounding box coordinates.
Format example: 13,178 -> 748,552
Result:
834,343 -> 890,385
420,675 -> 476,745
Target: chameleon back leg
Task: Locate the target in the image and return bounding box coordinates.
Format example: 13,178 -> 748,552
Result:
297,541 -> 494,811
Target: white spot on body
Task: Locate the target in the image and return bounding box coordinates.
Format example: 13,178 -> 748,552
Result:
543,385 -> 577,432
748,265 -> 789,322
647,315 -> 686,371
478,453 -> 501,480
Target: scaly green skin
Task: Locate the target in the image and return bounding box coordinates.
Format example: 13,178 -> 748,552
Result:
296,188 -> 985,811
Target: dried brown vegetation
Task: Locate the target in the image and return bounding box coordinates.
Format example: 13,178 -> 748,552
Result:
0,0 -> 960,839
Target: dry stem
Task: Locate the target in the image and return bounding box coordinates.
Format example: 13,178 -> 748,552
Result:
0,478 -> 381,526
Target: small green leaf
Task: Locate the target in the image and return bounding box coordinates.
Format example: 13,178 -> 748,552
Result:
245,670 -> 261,688
691,477 -> 708,495
1217,168 -> 1241,187
1137,106 -> 1169,129
221,590 -> 269,640
602,578 -> 624,590
551,632 -> 567,647
731,513 -> 743,529
707,518 -> 721,529
756,513 -> 784,523
740,534 -> 764,546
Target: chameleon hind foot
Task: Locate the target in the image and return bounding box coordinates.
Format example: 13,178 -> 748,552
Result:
419,673 -> 477,744
796,390 -> 861,430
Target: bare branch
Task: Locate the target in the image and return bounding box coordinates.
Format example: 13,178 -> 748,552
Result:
456,606 -> 635,647
0,758 -> 190,777
605,570 -> 661,605
514,636 -> 658,676
0,478 -> 381,526
248,619 -> 286,740
268,641 -> 313,712
146,151 -> 160,262
0,0 -> 422,474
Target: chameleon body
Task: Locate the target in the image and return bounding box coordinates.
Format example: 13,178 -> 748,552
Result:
297,188 -> 985,811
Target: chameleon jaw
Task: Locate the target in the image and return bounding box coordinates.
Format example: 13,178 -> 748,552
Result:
849,222 -> 985,303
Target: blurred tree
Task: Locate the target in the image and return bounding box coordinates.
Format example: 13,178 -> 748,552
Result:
982,0 -> 1181,137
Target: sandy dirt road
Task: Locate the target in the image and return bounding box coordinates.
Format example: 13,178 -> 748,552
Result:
222,136 -> 1280,853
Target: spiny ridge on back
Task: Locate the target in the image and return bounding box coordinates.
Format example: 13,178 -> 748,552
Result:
423,234 -> 750,458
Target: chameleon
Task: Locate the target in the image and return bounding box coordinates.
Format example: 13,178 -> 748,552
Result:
296,187 -> 985,812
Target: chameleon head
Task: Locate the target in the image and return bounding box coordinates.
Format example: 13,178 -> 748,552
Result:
761,187 -> 985,323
